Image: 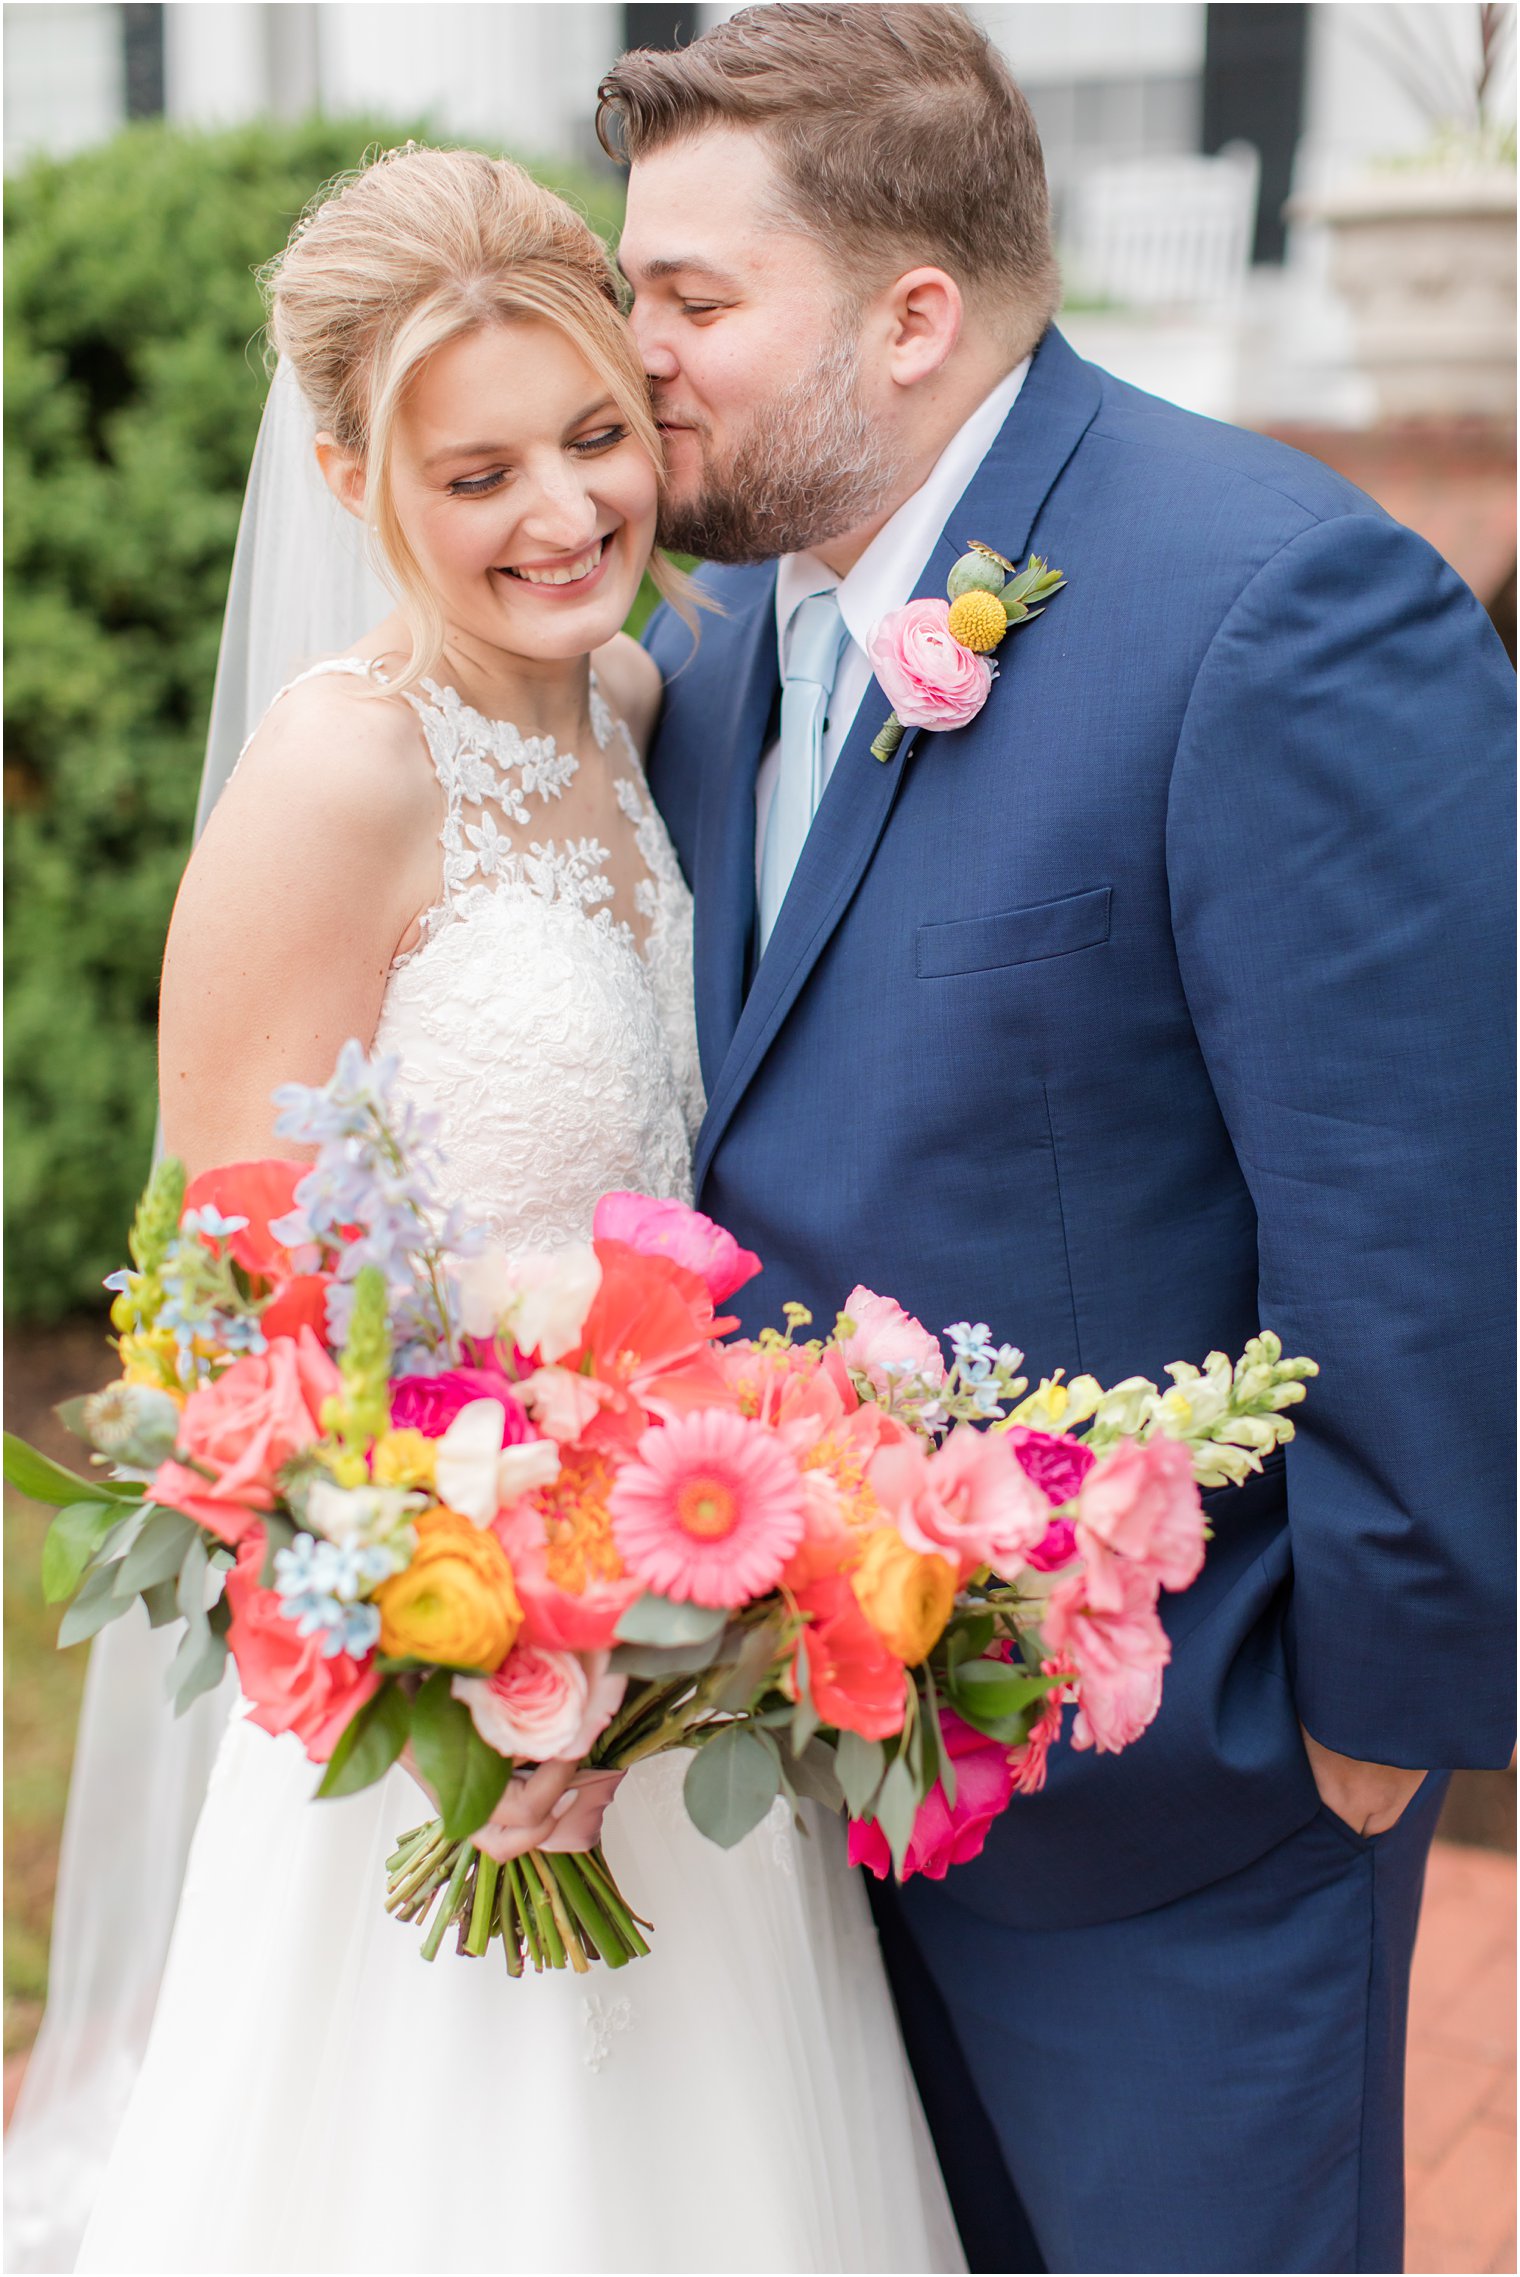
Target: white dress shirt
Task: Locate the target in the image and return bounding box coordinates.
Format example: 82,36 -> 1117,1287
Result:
755,356 -> 1031,892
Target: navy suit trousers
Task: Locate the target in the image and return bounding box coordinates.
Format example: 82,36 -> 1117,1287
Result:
872,1773 -> 1450,2274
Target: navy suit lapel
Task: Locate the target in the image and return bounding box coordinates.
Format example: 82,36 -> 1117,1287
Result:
690,571 -> 777,1092
693,329 -> 1105,1190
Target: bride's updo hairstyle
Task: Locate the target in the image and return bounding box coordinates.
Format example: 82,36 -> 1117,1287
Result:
264,143 -> 688,690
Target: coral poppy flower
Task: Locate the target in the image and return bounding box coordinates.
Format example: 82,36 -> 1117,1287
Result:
183,1160 -> 315,1283
608,1407 -> 805,1607
567,1240 -> 735,1432
795,1571 -> 908,1741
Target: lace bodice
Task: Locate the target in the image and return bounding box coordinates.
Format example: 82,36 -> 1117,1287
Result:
274,658 -> 703,1247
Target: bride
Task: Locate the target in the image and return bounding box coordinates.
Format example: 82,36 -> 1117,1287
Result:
69,146 -> 962,2275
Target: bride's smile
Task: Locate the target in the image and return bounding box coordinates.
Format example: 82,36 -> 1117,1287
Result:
319,315 -> 659,709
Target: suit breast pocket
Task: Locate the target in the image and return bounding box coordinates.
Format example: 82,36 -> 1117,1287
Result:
916,886 -> 1113,979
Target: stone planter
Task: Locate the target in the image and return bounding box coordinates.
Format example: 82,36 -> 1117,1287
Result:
1312,167 -> 1516,420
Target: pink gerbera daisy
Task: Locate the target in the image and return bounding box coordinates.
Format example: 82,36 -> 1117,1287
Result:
608,1408 -> 805,1607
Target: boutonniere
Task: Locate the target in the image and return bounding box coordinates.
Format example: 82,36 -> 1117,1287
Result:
867,542 -> 1066,762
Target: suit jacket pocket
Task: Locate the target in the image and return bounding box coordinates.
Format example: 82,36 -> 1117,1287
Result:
916,886 -> 1112,978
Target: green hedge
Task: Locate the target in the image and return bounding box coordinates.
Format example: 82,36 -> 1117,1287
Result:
4,120 -> 627,1320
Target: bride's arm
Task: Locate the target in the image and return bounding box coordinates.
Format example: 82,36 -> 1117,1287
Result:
159,675 -> 442,1176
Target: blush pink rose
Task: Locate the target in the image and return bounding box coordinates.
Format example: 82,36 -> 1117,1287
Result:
224,1532 -> 379,1761
1076,1435 -> 1205,1595
150,1328 -> 340,1546
876,1425 -> 1050,1581
867,599 -> 993,732
388,1367 -> 531,1443
848,1708 -> 1018,1881
452,1644 -> 626,1764
592,1193 -> 762,1306
1043,1560 -> 1170,1754
836,1287 -> 946,1397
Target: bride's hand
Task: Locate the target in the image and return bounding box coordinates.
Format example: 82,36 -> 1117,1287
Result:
401,1745 -> 624,1861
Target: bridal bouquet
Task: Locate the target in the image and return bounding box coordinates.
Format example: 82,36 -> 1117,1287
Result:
8,1045 -> 1315,1974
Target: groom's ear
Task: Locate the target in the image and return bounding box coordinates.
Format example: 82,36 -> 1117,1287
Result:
314,434 -> 367,521
880,267 -> 963,390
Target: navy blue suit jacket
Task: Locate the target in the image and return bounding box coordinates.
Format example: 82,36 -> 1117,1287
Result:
645,328 -> 1515,1928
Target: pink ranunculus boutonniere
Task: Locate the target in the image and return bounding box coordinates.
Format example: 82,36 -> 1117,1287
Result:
869,541 -> 1066,761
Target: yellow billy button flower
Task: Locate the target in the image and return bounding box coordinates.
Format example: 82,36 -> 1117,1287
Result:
850,1526 -> 956,1663
371,1428 -> 437,1490
945,588 -> 1008,654
375,1505 -> 522,1672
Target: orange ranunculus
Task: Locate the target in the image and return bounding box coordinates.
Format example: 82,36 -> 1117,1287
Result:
795,1572 -> 908,1741
850,1526 -> 956,1664
375,1506 -> 522,1672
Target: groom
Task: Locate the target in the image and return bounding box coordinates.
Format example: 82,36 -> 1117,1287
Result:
604,8 -> 1514,2271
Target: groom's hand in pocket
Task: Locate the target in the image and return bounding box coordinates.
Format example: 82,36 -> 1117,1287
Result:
1300,1724 -> 1428,1837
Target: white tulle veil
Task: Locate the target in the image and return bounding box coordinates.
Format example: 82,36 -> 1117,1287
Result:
3,362 -> 392,2273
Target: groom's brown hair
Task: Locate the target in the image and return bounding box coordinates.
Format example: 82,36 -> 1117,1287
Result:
597,3 -> 1059,352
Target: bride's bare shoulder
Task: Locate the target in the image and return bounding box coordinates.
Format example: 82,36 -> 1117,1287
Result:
225,651 -> 435,838
593,632 -> 663,757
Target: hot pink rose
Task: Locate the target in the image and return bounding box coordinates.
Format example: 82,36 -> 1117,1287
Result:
224,1533 -> 379,1761
876,1426 -> 1050,1581
1043,1560 -> 1170,1754
452,1644 -> 626,1764
1026,1518 -> 1079,1572
848,1708 -> 1017,1881
388,1367 -> 531,1443
592,1193 -> 762,1305
867,599 -> 993,732
1076,1435 -> 1205,1594
1008,1425 -> 1095,1507
150,1329 -> 340,1546
836,1287 -> 946,1397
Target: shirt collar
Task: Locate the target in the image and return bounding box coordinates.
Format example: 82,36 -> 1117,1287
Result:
774,355 -> 1032,661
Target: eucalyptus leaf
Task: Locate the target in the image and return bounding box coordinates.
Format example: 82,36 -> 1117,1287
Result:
41,1501 -> 123,1604
709,1616 -> 786,1715
614,1594 -> 728,1649
317,1682 -> 412,1800
117,1506 -> 198,1593
778,1736 -> 846,1813
57,1559 -> 130,1647
874,1753 -> 921,1879
789,1677 -> 821,1759
682,1724 -> 781,1849
411,1670 -> 512,1840
835,1729 -> 887,1819
176,1529 -> 211,1622
608,1633 -> 723,1679
165,1599 -> 231,1714
140,1578 -> 181,1628
3,1432 -> 138,1507
256,1511 -> 298,1590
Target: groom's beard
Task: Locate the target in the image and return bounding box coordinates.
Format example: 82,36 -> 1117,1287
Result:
655,334 -> 907,565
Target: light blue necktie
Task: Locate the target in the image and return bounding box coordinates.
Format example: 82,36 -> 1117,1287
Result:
758,589 -> 849,954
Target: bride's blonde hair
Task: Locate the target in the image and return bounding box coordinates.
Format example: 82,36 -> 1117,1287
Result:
264,143 -> 692,692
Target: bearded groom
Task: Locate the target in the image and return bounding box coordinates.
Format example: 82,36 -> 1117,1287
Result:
603,9 -> 1515,2272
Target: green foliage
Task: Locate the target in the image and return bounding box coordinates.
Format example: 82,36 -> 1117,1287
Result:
4,119 -> 629,1319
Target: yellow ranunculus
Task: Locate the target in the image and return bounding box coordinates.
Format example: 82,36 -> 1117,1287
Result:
375,1506 -> 522,1672
850,1526 -> 956,1663
371,1428 -> 437,1489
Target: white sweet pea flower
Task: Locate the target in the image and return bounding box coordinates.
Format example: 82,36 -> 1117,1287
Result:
507,1245 -> 602,1363
435,1399 -> 561,1527
449,1244 -> 521,1341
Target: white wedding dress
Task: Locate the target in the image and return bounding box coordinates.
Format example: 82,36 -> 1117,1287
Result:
74,661 -> 963,2277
